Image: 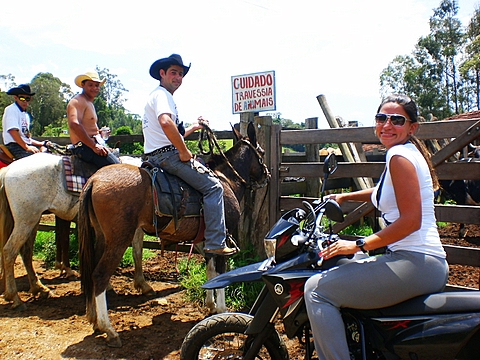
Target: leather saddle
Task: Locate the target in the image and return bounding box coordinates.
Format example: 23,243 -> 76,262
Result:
141,162 -> 203,236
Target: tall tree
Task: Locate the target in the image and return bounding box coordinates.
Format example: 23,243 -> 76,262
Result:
92,67 -> 141,133
29,73 -> 72,136
460,6 -> 480,109
427,0 -> 464,114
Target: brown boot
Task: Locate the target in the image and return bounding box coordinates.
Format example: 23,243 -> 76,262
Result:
204,246 -> 238,256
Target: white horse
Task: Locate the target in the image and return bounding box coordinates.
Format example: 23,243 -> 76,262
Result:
0,152 -> 153,310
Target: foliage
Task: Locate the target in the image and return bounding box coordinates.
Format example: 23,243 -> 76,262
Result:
29,73 -> 73,136
272,117 -> 304,129
338,223 -> 374,237
178,245 -> 264,311
118,246 -> 156,268
0,68 -> 141,138
380,0 -> 480,118
33,231 -> 155,270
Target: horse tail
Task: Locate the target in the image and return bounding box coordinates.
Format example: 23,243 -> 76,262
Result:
0,168 -> 14,254
78,179 -> 96,313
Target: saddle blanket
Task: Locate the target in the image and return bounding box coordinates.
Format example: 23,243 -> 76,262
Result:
62,156 -> 86,193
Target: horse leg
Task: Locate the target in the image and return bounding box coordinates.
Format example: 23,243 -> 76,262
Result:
205,256 -> 227,314
214,255 -> 227,313
132,228 -> 155,296
94,290 -> 122,348
3,223 -> 44,310
20,230 -> 53,299
205,257 -> 217,314
55,217 -> 78,279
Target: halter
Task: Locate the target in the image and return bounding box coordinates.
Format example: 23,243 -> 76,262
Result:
198,125 -> 270,190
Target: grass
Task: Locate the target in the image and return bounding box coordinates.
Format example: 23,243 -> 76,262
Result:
178,245 -> 264,312
33,231 -> 156,270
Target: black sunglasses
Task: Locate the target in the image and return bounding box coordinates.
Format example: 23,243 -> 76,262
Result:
375,113 -> 409,127
17,96 -> 32,102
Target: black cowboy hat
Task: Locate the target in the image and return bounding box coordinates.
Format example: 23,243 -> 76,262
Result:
149,54 -> 191,80
6,84 -> 35,96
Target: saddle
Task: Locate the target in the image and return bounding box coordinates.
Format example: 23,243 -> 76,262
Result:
141,162 -> 204,240
62,156 -> 98,193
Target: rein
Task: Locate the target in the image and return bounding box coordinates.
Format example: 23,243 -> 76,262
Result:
197,124 -> 270,190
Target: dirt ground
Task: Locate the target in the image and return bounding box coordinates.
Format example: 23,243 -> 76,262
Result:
1,223 -> 479,360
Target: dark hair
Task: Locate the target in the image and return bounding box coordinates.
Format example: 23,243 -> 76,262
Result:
377,94 -> 418,123
378,94 -> 439,190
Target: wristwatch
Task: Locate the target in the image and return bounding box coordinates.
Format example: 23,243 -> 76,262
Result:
356,239 -> 367,253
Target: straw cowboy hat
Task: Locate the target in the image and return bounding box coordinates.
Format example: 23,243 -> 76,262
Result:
6,84 -> 35,96
149,54 -> 191,80
74,71 -> 106,87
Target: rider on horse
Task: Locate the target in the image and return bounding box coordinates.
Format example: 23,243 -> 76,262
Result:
142,54 -> 237,257
66,71 -> 119,168
1,84 -> 50,161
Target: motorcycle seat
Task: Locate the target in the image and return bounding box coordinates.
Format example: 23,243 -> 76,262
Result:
362,291 -> 480,317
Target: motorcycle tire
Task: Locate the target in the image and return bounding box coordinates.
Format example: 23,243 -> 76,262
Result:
180,312 -> 289,360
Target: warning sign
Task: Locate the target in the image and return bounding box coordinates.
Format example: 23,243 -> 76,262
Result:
231,70 -> 276,114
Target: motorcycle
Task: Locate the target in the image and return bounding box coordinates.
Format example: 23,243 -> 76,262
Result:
180,153 -> 480,360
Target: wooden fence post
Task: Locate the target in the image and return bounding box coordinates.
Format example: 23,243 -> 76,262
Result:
316,94 -> 374,190
237,116 -> 272,257
305,117 -> 320,198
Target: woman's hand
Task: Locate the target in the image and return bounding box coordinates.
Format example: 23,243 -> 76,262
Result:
321,239 -> 357,260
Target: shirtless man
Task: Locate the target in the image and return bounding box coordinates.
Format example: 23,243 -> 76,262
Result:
67,71 -> 119,167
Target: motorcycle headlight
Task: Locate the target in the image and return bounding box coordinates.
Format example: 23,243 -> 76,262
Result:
264,238 -> 277,261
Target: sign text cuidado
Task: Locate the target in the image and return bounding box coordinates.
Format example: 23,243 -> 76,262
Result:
231,70 -> 276,114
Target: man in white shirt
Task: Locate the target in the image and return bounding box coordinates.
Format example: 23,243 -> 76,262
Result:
142,54 -> 236,256
2,84 -> 47,159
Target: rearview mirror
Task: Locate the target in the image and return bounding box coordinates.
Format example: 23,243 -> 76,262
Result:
323,153 -> 337,175
325,199 -> 344,222
321,153 -> 338,201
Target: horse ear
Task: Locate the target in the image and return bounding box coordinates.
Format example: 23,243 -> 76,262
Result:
247,121 -> 257,145
231,123 -> 241,142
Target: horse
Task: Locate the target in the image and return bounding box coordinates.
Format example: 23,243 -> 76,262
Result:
77,122 -> 270,347
0,152 -> 154,311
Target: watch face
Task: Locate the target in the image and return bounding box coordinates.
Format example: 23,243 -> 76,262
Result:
356,239 -> 365,247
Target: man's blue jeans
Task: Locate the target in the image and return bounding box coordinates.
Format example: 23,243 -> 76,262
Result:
147,149 -> 227,250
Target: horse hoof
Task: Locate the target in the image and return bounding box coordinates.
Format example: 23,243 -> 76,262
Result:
143,288 -> 157,297
106,336 -> 122,348
11,302 -> 27,311
65,270 -> 80,280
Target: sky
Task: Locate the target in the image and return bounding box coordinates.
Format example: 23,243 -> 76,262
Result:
0,0 -> 478,131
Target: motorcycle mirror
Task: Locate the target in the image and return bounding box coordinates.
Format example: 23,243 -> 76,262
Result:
325,199 -> 344,222
321,153 -> 338,201
323,153 -> 337,176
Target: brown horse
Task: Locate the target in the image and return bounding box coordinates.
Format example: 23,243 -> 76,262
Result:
78,122 -> 270,347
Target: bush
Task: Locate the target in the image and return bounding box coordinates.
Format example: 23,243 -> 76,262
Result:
178,245 -> 263,311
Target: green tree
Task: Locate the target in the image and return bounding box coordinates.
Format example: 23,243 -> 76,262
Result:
93,66 -> 141,134
0,74 -> 17,121
28,72 -> 72,136
460,6 -> 480,109
380,0 -> 472,119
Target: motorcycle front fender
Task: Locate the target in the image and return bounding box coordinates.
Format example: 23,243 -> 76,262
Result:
202,261 -> 268,289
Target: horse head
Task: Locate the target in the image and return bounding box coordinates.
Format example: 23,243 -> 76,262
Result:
230,122 -> 270,189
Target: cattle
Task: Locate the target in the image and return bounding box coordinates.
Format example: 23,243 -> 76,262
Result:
438,144 -> 480,237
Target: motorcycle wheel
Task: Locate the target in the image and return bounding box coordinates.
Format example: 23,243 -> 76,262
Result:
180,312 -> 289,360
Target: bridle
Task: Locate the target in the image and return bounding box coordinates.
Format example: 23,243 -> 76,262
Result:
198,125 -> 270,190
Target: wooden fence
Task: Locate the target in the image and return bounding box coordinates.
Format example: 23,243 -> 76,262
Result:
36,117 -> 480,284
266,117 -> 480,280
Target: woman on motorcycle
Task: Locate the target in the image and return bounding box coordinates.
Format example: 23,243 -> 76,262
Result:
304,94 -> 448,360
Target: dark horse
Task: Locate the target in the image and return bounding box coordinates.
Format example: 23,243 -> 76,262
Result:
78,122 -> 270,347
